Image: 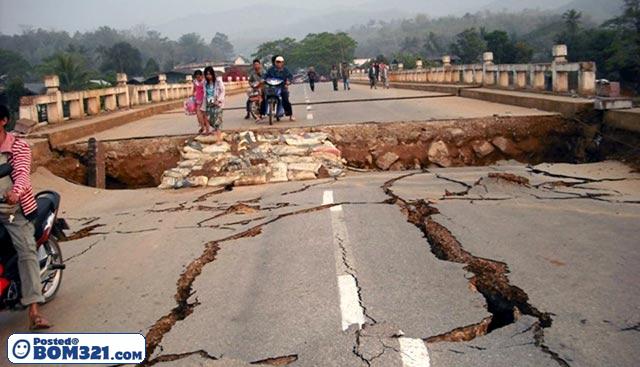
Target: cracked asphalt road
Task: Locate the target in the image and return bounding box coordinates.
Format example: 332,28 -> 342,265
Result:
1,161 -> 639,366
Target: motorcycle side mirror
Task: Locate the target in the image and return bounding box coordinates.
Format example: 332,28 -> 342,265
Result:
0,163 -> 13,178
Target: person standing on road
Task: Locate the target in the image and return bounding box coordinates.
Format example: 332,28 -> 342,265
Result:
0,105 -> 51,330
374,62 -> 380,81
380,62 -> 389,89
191,70 -> 207,134
307,67 -> 317,92
202,66 -> 225,141
330,65 -> 339,91
368,63 -> 377,89
265,55 -> 295,121
247,59 -> 265,122
341,62 -> 351,91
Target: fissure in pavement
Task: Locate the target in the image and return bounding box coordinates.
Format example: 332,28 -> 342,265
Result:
142,198 -> 386,365
381,172 -> 571,367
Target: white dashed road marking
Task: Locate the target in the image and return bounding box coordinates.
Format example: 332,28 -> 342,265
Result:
399,337 -> 431,367
324,190 -> 365,331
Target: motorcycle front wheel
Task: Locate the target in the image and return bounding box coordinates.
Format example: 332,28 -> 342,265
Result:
269,100 -> 277,125
40,238 -> 64,303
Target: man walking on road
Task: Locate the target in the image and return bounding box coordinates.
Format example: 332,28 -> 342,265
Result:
307,67 -> 317,92
368,63 -> 377,89
330,65 -> 339,91
341,62 -> 351,91
0,105 -> 51,330
380,62 -> 390,89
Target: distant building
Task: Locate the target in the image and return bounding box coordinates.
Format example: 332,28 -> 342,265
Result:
353,58 -> 371,67
233,56 -> 248,65
144,71 -> 189,85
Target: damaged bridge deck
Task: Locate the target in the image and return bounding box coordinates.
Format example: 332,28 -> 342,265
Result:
1,161 -> 639,367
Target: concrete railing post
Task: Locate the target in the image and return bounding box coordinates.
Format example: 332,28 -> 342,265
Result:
44,75 -> 64,123
532,65 -> 546,91
463,67 -> 474,84
474,66 -> 483,84
552,45 -> 569,93
515,70 -> 527,89
19,96 -> 38,121
578,62 -> 596,95
416,59 -> 423,70
68,92 -> 85,119
116,73 -> 130,108
498,67 -> 510,88
452,66 -> 461,83
442,55 -> 452,83
86,138 -> 106,189
482,52 -> 495,86
158,74 -> 167,101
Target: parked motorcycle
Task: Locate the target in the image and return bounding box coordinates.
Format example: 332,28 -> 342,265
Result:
263,77 -> 285,125
0,162 -> 67,310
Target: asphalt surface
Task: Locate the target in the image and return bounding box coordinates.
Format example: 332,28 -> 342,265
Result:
1,161 -> 638,367
85,82 -> 553,142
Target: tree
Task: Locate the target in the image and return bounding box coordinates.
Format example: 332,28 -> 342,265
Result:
450,28 -> 487,64
603,0 -> 640,90
210,33 -> 234,62
0,49 -> 31,78
252,38 -> 298,65
483,30 -> 533,64
178,33 -> 210,63
4,77 -> 29,129
37,52 -> 90,91
100,42 -> 143,76
562,9 -> 582,35
291,32 -> 357,75
143,58 -> 160,77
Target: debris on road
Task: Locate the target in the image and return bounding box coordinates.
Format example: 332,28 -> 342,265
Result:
158,132 -> 345,190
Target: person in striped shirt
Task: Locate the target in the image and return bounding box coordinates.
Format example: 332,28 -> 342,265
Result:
0,105 -> 50,330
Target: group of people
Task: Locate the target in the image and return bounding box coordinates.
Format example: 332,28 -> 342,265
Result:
306,63 -> 351,92
368,62 -> 390,90
191,66 -> 226,141
191,56 -> 296,133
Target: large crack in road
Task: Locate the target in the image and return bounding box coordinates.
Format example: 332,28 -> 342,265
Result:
381,172 -> 571,366
142,197 -> 388,366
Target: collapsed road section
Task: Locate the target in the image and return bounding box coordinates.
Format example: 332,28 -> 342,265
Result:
43,114 -> 580,189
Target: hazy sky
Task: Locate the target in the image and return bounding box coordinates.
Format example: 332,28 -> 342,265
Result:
0,0 -> 367,34
0,0 -> 502,36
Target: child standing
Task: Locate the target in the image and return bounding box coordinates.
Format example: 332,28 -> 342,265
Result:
201,66 -> 226,141
192,70 -> 206,134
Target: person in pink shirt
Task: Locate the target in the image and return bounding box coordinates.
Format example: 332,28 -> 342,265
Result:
192,70 -> 207,134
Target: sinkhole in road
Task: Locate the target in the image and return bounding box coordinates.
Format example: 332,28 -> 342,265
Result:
46,114 -> 588,190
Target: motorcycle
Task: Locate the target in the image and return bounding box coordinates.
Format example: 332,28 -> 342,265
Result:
263,77 -> 285,125
0,162 -> 68,311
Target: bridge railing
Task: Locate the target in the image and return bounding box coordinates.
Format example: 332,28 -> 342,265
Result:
19,73 -> 249,125
351,45 -> 596,96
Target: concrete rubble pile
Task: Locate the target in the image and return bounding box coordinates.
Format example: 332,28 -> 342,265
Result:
158,131 -> 345,189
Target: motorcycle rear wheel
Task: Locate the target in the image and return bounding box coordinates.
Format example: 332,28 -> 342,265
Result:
41,238 -> 64,303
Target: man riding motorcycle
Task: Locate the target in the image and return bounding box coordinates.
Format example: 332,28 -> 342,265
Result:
264,55 -> 296,122
0,105 -> 51,330
246,58 -> 266,123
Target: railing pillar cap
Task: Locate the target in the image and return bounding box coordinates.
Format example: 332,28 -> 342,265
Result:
553,44 -> 568,58
44,75 -> 60,91
442,55 -> 451,65
116,73 -> 128,85
158,74 -> 167,84
483,52 -> 494,63
185,75 -> 193,82
553,44 -> 568,63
